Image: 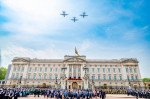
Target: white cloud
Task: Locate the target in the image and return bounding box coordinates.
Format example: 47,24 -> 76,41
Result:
80,40 -> 91,51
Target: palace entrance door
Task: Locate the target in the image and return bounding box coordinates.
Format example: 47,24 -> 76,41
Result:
72,82 -> 78,89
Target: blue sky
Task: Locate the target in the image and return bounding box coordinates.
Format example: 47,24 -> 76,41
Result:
0,0 -> 150,78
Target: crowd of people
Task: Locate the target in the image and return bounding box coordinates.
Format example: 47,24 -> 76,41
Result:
127,89 -> 150,99
0,87 -> 150,99
0,88 -> 106,99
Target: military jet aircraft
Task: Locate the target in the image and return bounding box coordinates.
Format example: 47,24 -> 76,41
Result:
71,17 -> 78,22
60,11 -> 68,17
80,12 -> 88,18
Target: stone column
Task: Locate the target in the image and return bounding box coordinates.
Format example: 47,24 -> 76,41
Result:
66,64 -> 69,78
81,64 -> 85,78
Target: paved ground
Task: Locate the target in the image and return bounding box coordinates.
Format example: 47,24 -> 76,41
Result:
18,94 -> 136,99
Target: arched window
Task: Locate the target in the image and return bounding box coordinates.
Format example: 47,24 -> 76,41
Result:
33,75 -> 36,79
45,68 -> 47,72
28,75 -> 30,79
39,75 -> 41,79
49,75 -> 52,80
44,75 -> 47,79
16,75 -> 19,79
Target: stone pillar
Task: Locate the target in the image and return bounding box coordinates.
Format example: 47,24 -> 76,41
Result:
81,64 -> 85,78
66,64 -> 69,78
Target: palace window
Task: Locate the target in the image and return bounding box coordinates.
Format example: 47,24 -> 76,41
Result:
50,68 -> 52,72
98,76 -> 100,80
56,68 -> 58,72
118,68 -> 121,73
55,75 -> 57,80
109,75 -> 111,80
29,68 -> 32,72
126,68 -> 128,73
74,68 -> 76,72
127,76 -> 129,80
16,75 -> 19,79
92,76 -> 95,80
130,69 -> 132,73
103,69 -> 105,73
39,75 -> 41,79
88,76 -> 90,80
120,76 -> 122,80
22,67 -> 24,72
14,68 -> 16,71
61,68 -> 63,72
44,75 -> 47,79
98,69 -> 100,73
50,75 -> 52,80
114,76 -> 117,80
33,75 -> 36,79
113,68 -> 116,73
135,76 -> 138,80
134,69 -> 136,73
40,68 -> 42,72
108,68 -> 110,73
28,75 -> 30,79
18,68 -> 20,71
92,68 -> 94,72
103,75 -> 106,80
78,68 -> 80,72
45,68 -> 47,72
87,69 -> 89,72
69,68 -> 71,72
35,68 -> 37,72
131,76 -> 134,80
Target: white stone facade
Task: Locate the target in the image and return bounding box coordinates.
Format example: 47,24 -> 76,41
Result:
5,55 -> 143,89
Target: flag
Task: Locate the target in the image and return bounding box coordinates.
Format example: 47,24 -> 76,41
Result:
75,47 -> 80,56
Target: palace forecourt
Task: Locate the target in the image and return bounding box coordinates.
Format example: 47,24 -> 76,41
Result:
4,55 -> 143,89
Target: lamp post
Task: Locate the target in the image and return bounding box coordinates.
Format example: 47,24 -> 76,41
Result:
83,65 -> 88,74
62,65 -> 67,73
83,65 -> 89,89
128,79 -> 131,89
18,76 -> 22,88
92,77 -> 95,90
55,76 -> 58,89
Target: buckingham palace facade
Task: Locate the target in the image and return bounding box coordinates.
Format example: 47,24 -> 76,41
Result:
5,55 -> 143,89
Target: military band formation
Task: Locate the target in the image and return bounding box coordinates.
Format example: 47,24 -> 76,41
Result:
0,87 -> 150,99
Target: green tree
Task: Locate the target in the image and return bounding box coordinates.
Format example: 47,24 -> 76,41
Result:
0,67 -> 7,80
142,78 -> 150,82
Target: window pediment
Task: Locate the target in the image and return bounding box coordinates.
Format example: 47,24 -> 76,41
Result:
64,57 -> 86,62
